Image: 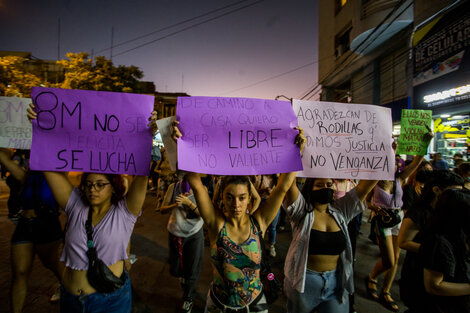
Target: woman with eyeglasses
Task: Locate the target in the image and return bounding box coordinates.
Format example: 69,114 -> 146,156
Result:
27,106 -> 156,313
0,148 -> 64,313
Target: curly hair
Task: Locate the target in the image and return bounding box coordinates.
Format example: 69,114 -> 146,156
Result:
79,173 -> 126,206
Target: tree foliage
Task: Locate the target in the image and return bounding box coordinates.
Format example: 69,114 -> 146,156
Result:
57,52 -> 144,93
0,56 -> 42,97
0,52 -> 145,97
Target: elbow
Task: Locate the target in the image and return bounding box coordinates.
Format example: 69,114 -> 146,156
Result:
424,282 -> 441,295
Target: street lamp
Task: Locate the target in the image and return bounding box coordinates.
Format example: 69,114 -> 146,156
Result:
275,95 -> 292,101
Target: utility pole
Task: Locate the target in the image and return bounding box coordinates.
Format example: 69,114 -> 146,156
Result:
110,26 -> 114,61
57,18 -> 61,60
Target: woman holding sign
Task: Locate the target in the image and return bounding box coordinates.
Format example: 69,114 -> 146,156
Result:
366,131 -> 433,312
173,121 -> 306,313
282,174 -> 378,312
27,107 -> 156,313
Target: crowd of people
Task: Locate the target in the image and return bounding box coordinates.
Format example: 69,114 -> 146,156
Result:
0,106 -> 469,313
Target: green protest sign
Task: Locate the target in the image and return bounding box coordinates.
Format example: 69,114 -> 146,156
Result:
397,109 -> 432,155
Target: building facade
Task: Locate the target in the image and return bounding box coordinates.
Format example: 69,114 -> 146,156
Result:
318,0 -> 468,163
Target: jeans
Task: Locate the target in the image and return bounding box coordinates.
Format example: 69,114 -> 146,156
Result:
285,268 -> 349,313
267,207 -> 281,245
60,271 -> 132,313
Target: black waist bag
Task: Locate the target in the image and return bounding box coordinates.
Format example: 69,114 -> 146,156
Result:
85,208 -> 125,293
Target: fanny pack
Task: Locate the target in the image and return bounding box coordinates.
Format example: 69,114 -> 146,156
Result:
85,208 -> 125,293
377,208 -> 401,228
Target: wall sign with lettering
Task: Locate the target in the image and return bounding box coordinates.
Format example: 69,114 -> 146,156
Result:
176,96 -> 302,175
30,87 -> 154,175
293,100 -> 394,180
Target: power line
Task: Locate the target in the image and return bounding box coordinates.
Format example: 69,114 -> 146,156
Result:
94,0 -> 255,55
299,0 -> 410,100
112,0 -> 264,57
218,60 -> 316,96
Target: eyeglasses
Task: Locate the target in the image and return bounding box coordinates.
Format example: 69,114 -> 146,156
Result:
85,181 -> 111,191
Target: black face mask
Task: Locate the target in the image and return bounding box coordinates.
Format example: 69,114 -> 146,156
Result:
309,188 -> 335,205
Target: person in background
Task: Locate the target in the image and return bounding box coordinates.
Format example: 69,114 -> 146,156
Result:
366,132 -> 432,312
0,148 -> 64,313
456,162 -> 470,190
149,144 -> 162,192
397,170 -> 464,313
453,152 -> 463,168
159,172 -> 204,313
254,174 -> 281,257
401,160 -> 433,213
418,188 -> 470,313
431,153 -> 449,170
155,148 -> 177,211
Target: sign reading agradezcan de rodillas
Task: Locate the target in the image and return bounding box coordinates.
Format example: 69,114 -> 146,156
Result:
413,1 -> 470,111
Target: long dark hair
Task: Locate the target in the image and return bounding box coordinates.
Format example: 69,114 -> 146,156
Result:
79,173 -> 126,205
416,170 -> 464,208
424,188 -> 470,255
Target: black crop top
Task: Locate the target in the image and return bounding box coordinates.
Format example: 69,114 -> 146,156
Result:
308,228 -> 347,255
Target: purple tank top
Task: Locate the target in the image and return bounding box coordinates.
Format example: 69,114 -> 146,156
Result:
60,189 -> 138,270
373,178 -> 403,209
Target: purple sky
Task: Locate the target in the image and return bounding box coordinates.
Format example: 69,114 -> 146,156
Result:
0,0 -> 318,100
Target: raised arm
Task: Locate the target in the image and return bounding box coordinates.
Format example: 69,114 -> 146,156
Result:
398,125 -> 433,182
355,180 -> 379,202
0,148 -> 27,183
253,126 -> 306,232
186,172 -> 223,234
43,171 -> 74,209
249,180 -> 261,213
254,171 -> 297,233
125,175 -> 148,216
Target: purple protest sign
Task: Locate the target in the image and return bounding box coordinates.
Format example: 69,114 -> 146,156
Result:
177,96 -> 302,175
30,87 -> 154,175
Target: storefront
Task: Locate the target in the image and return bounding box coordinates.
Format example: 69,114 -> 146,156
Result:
412,0 -> 470,163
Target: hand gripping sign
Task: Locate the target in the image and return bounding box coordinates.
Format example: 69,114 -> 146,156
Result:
293,99 -> 395,180
30,87 -> 154,175
176,96 -> 303,175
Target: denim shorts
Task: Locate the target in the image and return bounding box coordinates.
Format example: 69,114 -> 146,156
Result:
60,271 -> 132,313
285,268 -> 348,313
11,215 -> 63,245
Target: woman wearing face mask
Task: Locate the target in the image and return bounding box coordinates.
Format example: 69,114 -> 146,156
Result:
366,133 -> 432,312
283,176 -> 379,313
398,170 -> 464,313
159,172 -> 204,313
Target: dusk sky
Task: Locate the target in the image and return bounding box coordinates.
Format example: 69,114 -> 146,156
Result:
0,0 -> 319,100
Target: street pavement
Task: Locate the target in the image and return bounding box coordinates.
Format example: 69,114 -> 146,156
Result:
0,178 -> 406,313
